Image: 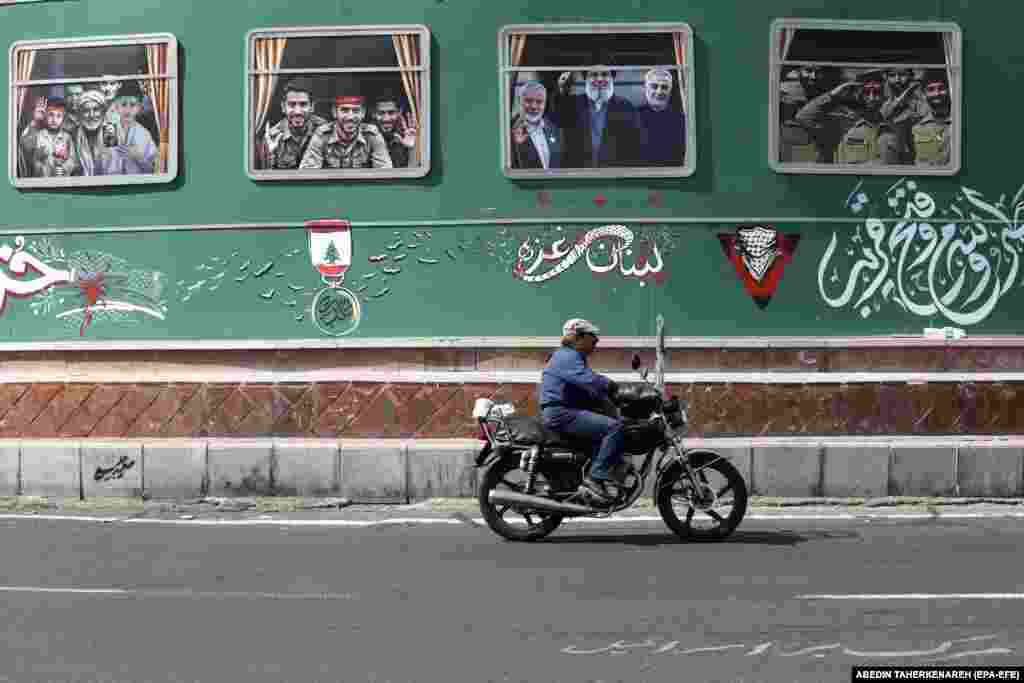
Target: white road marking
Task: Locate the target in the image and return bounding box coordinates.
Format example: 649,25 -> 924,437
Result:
0,511 -> 1023,528
798,594 -> 1024,600
0,586 -> 359,600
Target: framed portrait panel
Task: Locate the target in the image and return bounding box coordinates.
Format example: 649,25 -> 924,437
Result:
245,25 -> 431,181
9,33 -> 178,188
499,23 -> 695,179
769,18 -> 962,176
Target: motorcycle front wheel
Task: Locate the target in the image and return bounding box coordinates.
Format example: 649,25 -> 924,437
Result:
656,455 -> 748,541
478,456 -> 564,542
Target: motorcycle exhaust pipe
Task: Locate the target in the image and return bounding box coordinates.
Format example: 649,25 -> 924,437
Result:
488,489 -> 599,515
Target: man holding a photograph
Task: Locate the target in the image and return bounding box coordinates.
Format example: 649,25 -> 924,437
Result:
636,68 -> 685,166
256,79 -> 328,170
72,89 -> 117,176
300,93 -> 392,170
510,80 -> 561,170
551,63 -> 639,168
373,95 -> 418,168
105,80 -> 158,175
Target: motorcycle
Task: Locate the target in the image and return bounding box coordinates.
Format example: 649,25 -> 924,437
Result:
471,354 -> 748,542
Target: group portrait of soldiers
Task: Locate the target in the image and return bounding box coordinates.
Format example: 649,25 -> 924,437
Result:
508,64 -> 687,170
778,64 -> 953,167
253,78 -> 419,171
18,76 -> 160,179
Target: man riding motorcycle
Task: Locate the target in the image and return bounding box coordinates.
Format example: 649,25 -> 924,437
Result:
539,318 -> 625,504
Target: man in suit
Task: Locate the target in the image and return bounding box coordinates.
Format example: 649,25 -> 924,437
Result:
510,80 -> 561,169
551,63 -> 639,168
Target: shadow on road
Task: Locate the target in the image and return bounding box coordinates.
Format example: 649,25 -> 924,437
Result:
538,528 -> 861,546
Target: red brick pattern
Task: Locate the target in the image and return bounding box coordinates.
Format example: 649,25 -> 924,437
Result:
0,380 -> 1016,438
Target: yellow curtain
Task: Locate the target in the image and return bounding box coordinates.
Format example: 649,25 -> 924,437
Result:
673,32 -> 687,114
252,37 -> 288,161
509,33 -> 527,118
15,48 -> 36,122
15,49 -> 35,178
145,43 -> 171,173
392,34 -> 422,166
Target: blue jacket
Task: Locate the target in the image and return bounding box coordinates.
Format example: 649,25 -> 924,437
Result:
539,345 -> 612,412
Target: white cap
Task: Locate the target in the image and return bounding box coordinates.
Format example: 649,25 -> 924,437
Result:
562,318 -> 600,336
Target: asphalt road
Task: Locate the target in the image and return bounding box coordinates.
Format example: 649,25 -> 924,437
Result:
1,514 -> 1023,683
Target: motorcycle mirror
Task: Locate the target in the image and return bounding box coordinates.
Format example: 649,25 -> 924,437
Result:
631,354 -> 642,371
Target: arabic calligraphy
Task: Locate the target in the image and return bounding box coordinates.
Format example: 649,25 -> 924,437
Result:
819,180 -> 1024,325
512,225 -> 666,284
0,235 -> 74,312
93,455 -> 136,482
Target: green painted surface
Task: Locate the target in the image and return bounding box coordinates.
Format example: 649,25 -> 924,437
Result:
1,0 -> 1020,341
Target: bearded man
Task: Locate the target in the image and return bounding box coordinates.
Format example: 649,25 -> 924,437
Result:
551,62 -> 639,168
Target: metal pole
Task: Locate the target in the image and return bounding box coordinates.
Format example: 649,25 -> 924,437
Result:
655,315 -> 666,392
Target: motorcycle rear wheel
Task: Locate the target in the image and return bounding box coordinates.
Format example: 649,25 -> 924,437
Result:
656,455 -> 748,541
478,456 -> 564,542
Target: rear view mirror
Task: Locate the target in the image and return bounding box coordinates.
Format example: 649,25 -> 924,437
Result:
631,354 -> 642,371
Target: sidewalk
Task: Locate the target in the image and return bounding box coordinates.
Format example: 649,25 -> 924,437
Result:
3,495 -> 1024,524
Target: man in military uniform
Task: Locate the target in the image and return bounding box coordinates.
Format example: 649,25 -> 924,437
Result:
255,78 -> 328,170
22,97 -> 76,177
912,69 -> 952,167
372,95 -> 417,168
778,71 -> 817,163
792,73 -> 866,163
300,94 -> 392,169
878,68 -> 933,164
834,72 -> 887,165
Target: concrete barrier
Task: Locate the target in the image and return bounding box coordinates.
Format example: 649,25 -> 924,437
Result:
341,440 -> 405,503
957,445 -> 1023,497
407,440 -> 478,499
207,440 -> 273,496
273,440 -> 340,497
2,437 -> 1023,501
752,443 -> 822,497
890,445 -> 956,497
0,441 -> 18,495
142,441 -> 207,499
83,442 -> 142,498
822,444 -> 890,498
21,440 -> 80,498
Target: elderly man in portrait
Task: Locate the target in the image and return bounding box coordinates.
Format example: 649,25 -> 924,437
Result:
255,78 -> 329,170
300,93 -> 392,169
509,80 -> 562,170
550,62 -> 639,168
72,89 -> 119,176
636,68 -> 686,166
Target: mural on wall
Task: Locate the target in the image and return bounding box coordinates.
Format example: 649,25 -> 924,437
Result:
819,179 -> 1024,326
512,224 -> 670,285
2,234 -> 165,336
719,225 -> 800,309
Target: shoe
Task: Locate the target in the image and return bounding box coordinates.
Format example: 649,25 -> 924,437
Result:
580,476 -> 618,504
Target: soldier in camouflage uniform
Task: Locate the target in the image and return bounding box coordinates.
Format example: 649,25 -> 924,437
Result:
300,94 -> 392,170
834,73 -> 887,165
778,71 -> 817,163
878,68 -> 933,165
254,78 -> 328,170
912,69 -> 952,167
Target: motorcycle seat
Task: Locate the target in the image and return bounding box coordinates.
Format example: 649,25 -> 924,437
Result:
502,415 -> 593,450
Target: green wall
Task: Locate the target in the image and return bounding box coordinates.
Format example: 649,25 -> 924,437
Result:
2,0 -> 1021,342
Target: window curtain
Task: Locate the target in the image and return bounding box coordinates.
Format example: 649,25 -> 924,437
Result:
942,31 -> 956,105
15,49 -> 35,178
672,31 -> 687,114
392,34 -> 423,165
252,37 -> 288,162
144,43 -> 171,173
